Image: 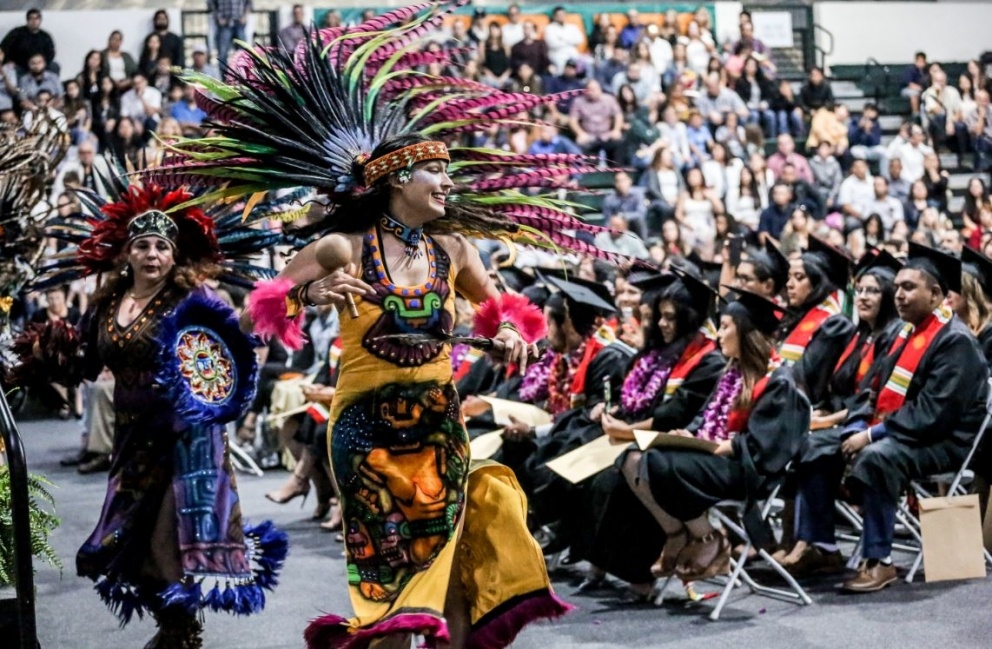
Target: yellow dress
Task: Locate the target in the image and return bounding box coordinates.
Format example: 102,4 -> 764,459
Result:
305,226 -> 570,649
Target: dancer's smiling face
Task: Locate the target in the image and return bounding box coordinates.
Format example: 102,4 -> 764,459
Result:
390,159 -> 454,224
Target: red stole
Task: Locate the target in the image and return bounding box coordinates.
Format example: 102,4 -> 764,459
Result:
727,352 -> 782,435
779,293 -> 842,365
834,331 -> 875,387
663,333 -> 718,400
872,305 -> 953,424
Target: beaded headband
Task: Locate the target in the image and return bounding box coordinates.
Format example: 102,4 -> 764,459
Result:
127,209 -> 178,245
362,141 -> 449,187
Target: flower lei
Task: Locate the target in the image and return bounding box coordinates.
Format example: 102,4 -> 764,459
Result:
696,366 -> 744,442
621,350 -> 674,417
519,350 -> 555,402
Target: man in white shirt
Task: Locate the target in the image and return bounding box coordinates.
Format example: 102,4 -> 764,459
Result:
119,72 -> 162,131
921,69 -> 967,163
893,124 -> 932,182
645,23 -> 673,75
858,176 -> 905,232
501,4 -> 525,49
837,159 -> 875,231
594,215 -> 651,260
544,6 -> 584,73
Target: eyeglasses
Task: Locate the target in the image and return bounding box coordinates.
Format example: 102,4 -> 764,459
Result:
855,286 -> 882,296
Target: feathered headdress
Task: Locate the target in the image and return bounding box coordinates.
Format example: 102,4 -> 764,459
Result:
136,0 -> 631,265
32,156 -> 299,291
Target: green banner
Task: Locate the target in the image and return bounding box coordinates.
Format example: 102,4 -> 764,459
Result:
314,4 -> 716,35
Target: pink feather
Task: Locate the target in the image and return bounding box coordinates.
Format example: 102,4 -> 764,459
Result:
473,294 -> 547,343
246,278 -> 305,350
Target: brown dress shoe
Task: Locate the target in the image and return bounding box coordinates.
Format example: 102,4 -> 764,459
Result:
842,560 -> 898,593
78,454 -> 111,474
784,546 -> 847,577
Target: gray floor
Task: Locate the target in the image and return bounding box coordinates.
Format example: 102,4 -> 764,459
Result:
11,415 -> 992,648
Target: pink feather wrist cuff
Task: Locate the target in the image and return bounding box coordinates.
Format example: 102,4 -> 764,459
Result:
246,278 -> 306,350
473,293 -> 546,343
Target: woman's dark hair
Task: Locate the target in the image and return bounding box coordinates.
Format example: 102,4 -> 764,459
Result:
617,83 -> 639,115
659,279 -> 706,341
639,287 -> 668,353
964,177 -> 989,219
81,49 -> 102,76
864,213 -> 885,237
726,308 -> 775,409
546,292 -> 599,338
737,166 -> 759,198
861,267 -> 898,333
778,252 -> 836,333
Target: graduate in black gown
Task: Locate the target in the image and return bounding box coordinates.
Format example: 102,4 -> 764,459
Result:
619,288 -> 811,583
787,243 -> 989,592
780,236 -> 857,407
810,250 -> 904,430
494,274 -> 633,521
570,269 -> 726,597
724,240 -> 789,302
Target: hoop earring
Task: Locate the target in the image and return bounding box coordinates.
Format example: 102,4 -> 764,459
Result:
120,264 -> 129,277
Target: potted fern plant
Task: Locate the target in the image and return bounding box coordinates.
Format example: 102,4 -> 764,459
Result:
0,464 -> 62,588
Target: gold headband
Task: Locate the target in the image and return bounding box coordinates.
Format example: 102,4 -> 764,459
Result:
362,141 -> 449,186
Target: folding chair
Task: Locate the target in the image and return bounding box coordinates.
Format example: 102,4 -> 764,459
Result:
898,377 -> 992,583
655,482 -> 813,621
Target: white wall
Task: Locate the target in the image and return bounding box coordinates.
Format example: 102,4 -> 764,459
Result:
816,2 -> 992,68
0,9 -> 181,80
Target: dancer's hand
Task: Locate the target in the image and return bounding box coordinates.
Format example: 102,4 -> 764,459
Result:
491,327 -> 540,375
305,263 -> 375,309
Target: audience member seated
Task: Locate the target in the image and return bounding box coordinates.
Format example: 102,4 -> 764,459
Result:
734,56 -> 777,138
859,177 -> 905,233
171,83 -> 207,136
837,159 -> 875,232
1,9 -> 57,73
569,79 -> 624,162
595,215 -> 651,260
779,162 -> 825,218
772,78 -> 805,139
620,288 -> 808,584
759,183 -> 795,243
886,158 -> 912,202
527,123 -> 581,156
922,69 -> 970,167
807,103 -> 850,158
546,59 -> 585,126
901,51 -> 931,116
676,166 -> 723,260
696,71 -> 749,130
800,66 -> 835,115
848,103 -> 885,163
189,44 -> 220,79
640,146 -> 683,230
784,244 -> 988,593
603,171 -> 649,238
278,4 -> 307,51
101,30 -> 137,92
144,9 -> 184,69
510,21 -> 550,77
969,90 -> 992,172
545,6 -> 585,74
119,71 -> 162,133
17,53 -> 63,110
501,4 -> 525,49
725,165 -> 765,232
810,141 -> 843,213
891,124 -> 933,182
768,133 -> 813,182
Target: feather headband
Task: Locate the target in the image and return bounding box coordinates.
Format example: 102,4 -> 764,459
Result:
362,141 -> 449,186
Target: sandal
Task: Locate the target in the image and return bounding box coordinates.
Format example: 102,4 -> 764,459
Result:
650,529 -> 689,578
676,532 -> 731,582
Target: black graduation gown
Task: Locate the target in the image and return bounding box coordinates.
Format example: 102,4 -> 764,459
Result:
788,312 -> 856,408
643,367 -> 811,547
497,342 -> 635,503
457,353 -> 525,439
575,349 -> 726,582
824,318 -> 904,414
840,316 -> 988,502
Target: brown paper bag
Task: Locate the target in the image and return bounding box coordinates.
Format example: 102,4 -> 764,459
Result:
919,494 -> 987,582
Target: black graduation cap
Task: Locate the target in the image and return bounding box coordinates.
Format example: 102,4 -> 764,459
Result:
906,241 -> 962,295
720,286 -> 788,335
855,248 -> 903,279
537,270 -> 617,314
629,271 -> 677,294
671,266 -> 718,316
746,241 -> 789,292
805,235 -> 851,290
962,247 -> 992,299
496,265 -> 536,293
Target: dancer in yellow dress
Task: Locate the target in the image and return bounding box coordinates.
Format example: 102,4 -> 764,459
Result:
138,3 -> 638,646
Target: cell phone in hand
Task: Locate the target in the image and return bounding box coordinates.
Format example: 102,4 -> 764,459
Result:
728,235 -> 744,267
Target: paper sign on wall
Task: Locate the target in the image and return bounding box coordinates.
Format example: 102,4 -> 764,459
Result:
752,12 -> 794,49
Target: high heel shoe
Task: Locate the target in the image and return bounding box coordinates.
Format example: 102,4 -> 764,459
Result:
650,529 -> 688,578
311,500 -> 332,521
676,532 -> 731,582
265,473 -> 310,507
321,500 -> 343,532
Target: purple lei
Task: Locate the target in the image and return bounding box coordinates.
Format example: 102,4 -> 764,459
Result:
519,350 -> 556,402
696,366 -> 743,442
621,350 -> 673,416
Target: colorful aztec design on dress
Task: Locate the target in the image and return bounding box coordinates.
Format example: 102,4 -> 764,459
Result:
360,226 -> 454,366
331,381 -> 469,604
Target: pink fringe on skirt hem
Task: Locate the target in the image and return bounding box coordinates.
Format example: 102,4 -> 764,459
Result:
304,612 -> 450,649
466,590 -> 574,649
